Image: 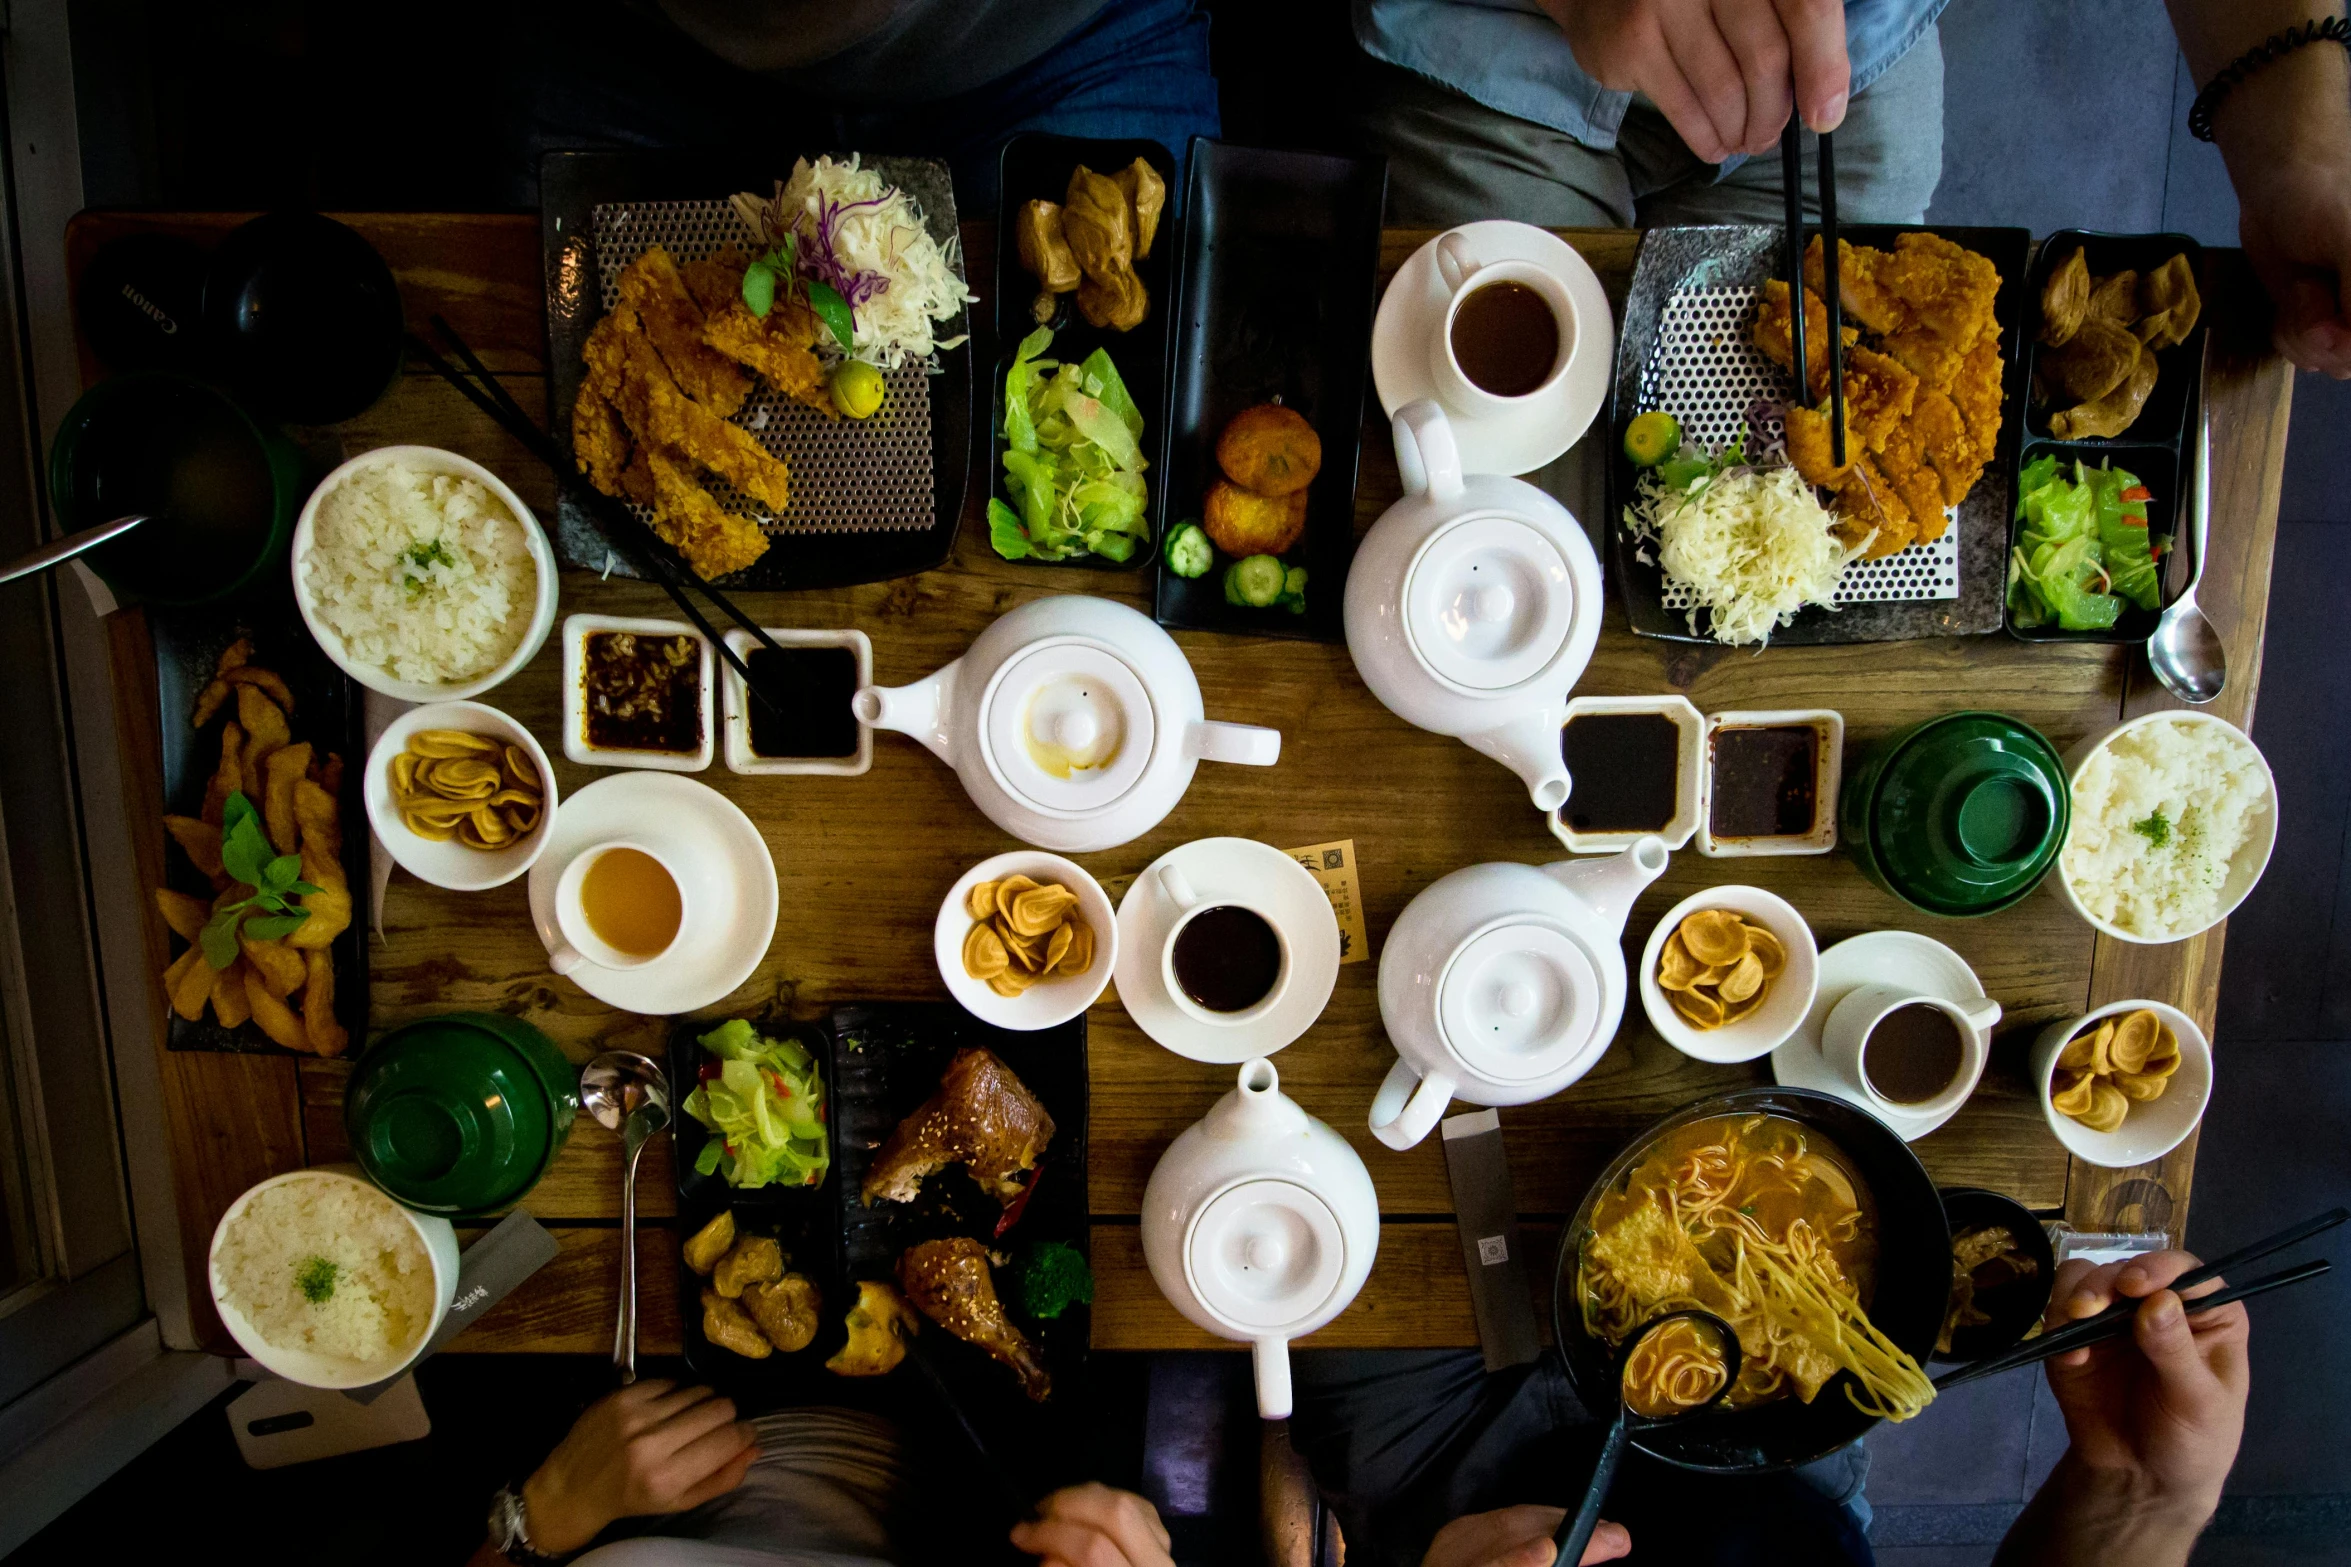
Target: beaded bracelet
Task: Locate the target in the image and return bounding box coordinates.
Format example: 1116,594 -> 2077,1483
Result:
2189,16 -> 2351,141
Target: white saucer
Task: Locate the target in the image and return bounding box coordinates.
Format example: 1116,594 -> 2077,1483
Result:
1769,930 -> 1990,1141
527,771 -> 778,1016
1114,837 -> 1342,1064
1372,221 -> 1615,476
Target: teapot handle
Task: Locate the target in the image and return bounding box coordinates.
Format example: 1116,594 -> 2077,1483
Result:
1368,1057 -> 1456,1151
1393,400 -> 1466,505
1187,720 -> 1282,767
1252,1335 -> 1294,1420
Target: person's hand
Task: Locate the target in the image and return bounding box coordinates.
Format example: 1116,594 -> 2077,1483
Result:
1011,1484 -> 1174,1567
2202,43 -> 2351,376
1422,1504 -> 1631,1567
2040,1249 -> 2249,1515
518,1380 -> 758,1555
1535,0 -> 1850,163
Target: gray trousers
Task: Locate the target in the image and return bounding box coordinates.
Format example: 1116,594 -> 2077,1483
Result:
1357,27 -> 1946,229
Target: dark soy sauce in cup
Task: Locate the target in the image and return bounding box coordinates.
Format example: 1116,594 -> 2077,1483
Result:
1863,1003 -> 1966,1104
1172,906 -> 1282,1013
1450,281 -> 1560,397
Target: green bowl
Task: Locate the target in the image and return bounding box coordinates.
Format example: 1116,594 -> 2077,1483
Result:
1841,711 -> 2070,917
344,1012 -> 579,1219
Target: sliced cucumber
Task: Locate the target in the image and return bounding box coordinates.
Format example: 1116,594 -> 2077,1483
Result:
1224,554 -> 1287,608
1163,522 -> 1213,579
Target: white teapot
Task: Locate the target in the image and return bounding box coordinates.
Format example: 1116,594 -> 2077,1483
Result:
1343,400 -> 1603,812
1369,837 -> 1668,1151
1141,1059 -> 1380,1419
853,595 -> 1280,852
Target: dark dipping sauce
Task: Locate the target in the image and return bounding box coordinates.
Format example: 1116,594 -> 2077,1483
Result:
583,631 -> 702,754
78,379 -> 277,601
1864,1003 -> 1966,1104
1560,712 -> 1681,833
1172,906 -> 1283,1013
745,646 -> 860,759
1450,281 -> 1560,397
1709,725 -> 1820,839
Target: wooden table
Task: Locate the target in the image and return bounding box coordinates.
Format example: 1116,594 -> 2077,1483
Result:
74,212 -> 2293,1360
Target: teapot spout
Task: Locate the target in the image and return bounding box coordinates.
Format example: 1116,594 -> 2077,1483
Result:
1541,837 -> 1669,940
1461,710 -> 1573,814
1206,1058 -> 1302,1140
851,660 -> 960,768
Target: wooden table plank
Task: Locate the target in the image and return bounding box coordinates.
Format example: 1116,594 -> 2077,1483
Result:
444,1225 -> 682,1356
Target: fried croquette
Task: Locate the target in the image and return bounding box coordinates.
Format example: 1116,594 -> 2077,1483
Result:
1215,405 -> 1322,496
1203,480 -> 1307,557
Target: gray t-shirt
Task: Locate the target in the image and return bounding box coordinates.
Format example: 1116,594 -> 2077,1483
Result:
653,0 -> 1112,102
575,1408 -> 904,1567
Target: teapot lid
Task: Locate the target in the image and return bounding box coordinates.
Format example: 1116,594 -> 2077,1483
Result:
1404,515 -> 1577,693
982,640 -> 1157,816
1186,1178 -> 1346,1333
1437,920 -> 1599,1082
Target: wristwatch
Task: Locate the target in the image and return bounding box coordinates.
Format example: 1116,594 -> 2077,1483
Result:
488,1481 -> 570,1566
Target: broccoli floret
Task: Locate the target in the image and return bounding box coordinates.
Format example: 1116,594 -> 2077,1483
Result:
1014,1241 -> 1094,1320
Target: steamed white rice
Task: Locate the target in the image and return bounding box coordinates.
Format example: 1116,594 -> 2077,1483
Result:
302,461 -> 535,684
2062,717 -> 2272,937
214,1173 -> 436,1368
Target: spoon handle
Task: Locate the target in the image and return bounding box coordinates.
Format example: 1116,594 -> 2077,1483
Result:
0,513 -> 150,586
616,1140 -> 642,1383
2183,359 -> 2212,603
1554,1412 -> 1631,1565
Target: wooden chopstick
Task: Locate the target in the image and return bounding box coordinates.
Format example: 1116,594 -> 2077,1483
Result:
1817,131 -> 1846,470
1780,119 -> 1808,416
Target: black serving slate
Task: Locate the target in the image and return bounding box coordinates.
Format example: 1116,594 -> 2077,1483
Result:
539,149 -> 972,591
1155,139 -> 1387,643
1607,223 -> 2032,645
987,134 -> 1180,572
151,601 -> 370,1054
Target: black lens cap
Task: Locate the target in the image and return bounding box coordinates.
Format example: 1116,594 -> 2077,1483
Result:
79,234 -> 209,374
203,211 -> 406,424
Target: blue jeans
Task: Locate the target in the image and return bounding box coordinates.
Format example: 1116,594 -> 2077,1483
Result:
499,0 -> 1222,214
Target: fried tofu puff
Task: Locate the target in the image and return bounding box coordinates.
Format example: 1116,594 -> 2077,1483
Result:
713,1235 -> 785,1299
745,1274 -> 823,1354
702,1288 -> 772,1359
1203,480 -> 1308,557
682,1211 -> 736,1275
1215,405 -> 1323,496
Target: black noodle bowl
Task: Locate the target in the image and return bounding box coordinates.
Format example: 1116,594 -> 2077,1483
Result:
1553,1087 -> 1950,1472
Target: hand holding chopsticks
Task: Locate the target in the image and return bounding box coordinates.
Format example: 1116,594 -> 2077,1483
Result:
1778,120 -> 1845,468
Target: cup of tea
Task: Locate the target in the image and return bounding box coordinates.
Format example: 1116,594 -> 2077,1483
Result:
1428,230 -> 1579,418
1156,863 -> 1291,1027
549,842 -> 687,974
1821,986 -> 2001,1120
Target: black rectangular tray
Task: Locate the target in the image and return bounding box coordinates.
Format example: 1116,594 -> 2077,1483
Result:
540,148 -> 972,591
152,602 -> 370,1055
1155,139 -> 1387,643
1607,222 -> 2032,645
2004,438 -> 2185,645
986,133 -> 1181,572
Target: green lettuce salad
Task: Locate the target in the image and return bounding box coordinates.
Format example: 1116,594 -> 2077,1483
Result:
683,1019 -> 829,1189
2007,455 -> 2162,631
988,326 -> 1150,563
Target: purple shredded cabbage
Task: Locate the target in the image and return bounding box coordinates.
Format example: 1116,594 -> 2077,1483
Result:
794,190 -> 894,324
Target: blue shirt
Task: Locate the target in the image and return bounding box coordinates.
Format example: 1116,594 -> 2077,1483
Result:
1354,0 -> 1947,156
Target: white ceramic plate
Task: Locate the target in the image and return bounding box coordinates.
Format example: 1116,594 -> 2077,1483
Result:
2029,999 -> 2212,1168
527,771 -> 776,1015
1114,837 -> 1341,1064
365,699 -> 558,891
935,851 -> 1117,1030
1372,222 -> 1614,476
1769,929 -> 1990,1141
1638,885 -> 1819,1064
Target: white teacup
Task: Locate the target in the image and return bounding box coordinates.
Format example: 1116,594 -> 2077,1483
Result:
550,841 -> 687,975
1822,984 -> 2001,1120
1428,230 -> 1579,417
1157,863 -> 1292,1027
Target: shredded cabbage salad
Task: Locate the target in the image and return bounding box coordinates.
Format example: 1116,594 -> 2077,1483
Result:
1624,447 -> 1862,647
989,326 -> 1150,562
731,156 -> 975,371
683,1019 -> 829,1189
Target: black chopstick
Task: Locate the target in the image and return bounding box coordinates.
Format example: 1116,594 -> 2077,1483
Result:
1817,131 -> 1846,470
1934,1259 -> 2330,1391
1780,119 -> 1808,411
904,1335 -> 1032,1522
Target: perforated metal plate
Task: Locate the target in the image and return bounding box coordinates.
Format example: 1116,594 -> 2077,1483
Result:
1635,285 -> 1957,606
588,198 -> 935,536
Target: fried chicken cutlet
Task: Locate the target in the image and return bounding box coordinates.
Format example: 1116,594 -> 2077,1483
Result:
617,247 -> 750,417
681,247 -> 837,417
1752,281 -> 1858,403
606,312 -> 793,515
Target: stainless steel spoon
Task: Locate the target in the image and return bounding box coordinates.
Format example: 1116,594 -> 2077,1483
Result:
2148,381 -> 2227,705
582,1050 -> 672,1384
0,513 -> 150,586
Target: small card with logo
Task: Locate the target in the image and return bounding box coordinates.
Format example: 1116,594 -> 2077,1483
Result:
339,1208 -> 562,1404
1441,1109 -> 1541,1371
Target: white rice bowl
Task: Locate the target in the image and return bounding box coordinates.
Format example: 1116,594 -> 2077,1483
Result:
300,459 -> 536,686
211,1171 -> 442,1375
2059,714 -> 2276,942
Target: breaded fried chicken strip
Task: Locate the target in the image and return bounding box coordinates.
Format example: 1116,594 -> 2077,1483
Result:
704,298 -> 836,418
1873,423 -> 1953,544
680,247 -> 752,316
1840,347 -> 1920,452
1752,280 -> 1858,402
610,316 -> 793,515
646,449 -> 770,578
1830,456 -> 1918,559
571,383 -> 634,500
618,247 -> 750,417
1785,403 -> 1854,488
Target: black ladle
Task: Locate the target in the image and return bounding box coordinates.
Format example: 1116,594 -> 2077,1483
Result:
1553,1309 -> 1745,1564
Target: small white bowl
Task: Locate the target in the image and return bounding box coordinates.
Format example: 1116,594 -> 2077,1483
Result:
365,700 -> 559,891
1551,694 -> 1703,853
722,627 -> 874,776
2030,999 -> 2212,1168
209,1166 -> 460,1390
1698,709 -> 1843,857
1637,885 -> 1820,1063
562,613 -> 716,773
2055,712 -> 2278,945
934,851 -> 1117,1030
291,446 -> 558,703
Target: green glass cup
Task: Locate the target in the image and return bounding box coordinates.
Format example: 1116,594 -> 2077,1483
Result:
1841,711 -> 2070,918
345,1012 -> 580,1218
